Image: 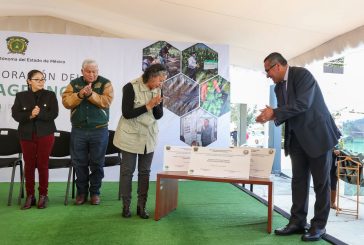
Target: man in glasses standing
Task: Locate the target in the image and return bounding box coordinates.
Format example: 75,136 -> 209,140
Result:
256,52 -> 341,242
62,59 -> 114,206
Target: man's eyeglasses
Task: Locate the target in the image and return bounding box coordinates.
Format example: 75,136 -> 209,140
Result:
31,78 -> 46,83
265,63 -> 277,74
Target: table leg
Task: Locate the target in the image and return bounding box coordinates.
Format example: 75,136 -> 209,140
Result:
155,177 -> 179,221
267,182 -> 274,233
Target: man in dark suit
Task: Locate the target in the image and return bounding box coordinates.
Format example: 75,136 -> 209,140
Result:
256,53 -> 341,242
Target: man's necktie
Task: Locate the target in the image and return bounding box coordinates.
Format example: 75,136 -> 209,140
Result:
280,80 -> 290,155
281,80 -> 287,104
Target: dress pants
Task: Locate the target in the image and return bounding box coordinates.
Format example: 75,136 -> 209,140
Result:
289,133 -> 331,229
20,133 -> 55,196
330,152 -> 338,191
187,67 -> 197,81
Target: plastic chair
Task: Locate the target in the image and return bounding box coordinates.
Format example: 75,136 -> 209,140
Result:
71,130 -> 122,200
0,128 -> 24,205
49,131 -> 73,205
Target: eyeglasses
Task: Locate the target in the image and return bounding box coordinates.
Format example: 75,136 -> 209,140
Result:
265,63 -> 277,74
31,78 -> 46,83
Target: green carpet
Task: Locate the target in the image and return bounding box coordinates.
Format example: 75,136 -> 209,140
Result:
0,182 -> 329,245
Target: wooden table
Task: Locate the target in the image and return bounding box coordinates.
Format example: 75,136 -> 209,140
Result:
154,171 -> 274,233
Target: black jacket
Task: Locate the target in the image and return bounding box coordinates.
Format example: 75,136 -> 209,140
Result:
12,89 -> 58,140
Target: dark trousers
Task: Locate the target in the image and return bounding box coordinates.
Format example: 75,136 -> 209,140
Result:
330,152 -> 338,191
289,133 -> 331,229
20,133 -> 55,196
120,150 -> 154,207
70,127 -> 108,196
187,67 -> 196,81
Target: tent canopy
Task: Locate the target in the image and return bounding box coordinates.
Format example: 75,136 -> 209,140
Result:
1,0 -> 364,70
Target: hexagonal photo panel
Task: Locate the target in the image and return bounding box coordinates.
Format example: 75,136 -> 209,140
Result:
142,41 -> 181,79
180,108 -> 217,147
200,75 -> 230,117
162,74 -> 199,117
182,43 -> 218,84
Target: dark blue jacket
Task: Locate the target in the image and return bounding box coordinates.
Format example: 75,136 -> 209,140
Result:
273,66 -> 341,157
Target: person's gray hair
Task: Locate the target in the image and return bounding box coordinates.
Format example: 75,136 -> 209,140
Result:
82,59 -> 98,69
142,63 -> 168,83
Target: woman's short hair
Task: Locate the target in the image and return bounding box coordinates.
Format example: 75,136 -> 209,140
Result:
26,69 -> 43,90
142,64 -> 167,83
27,69 -> 43,80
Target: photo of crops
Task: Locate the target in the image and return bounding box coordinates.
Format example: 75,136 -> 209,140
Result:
142,41 -> 181,78
200,75 -> 230,117
162,74 -> 199,117
182,43 -> 218,84
180,108 -> 217,146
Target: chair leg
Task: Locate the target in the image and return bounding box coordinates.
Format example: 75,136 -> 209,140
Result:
20,160 -> 24,198
64,166 -> 72,205
72,167 -> 76,199
18,161 -> 25,205
8,163 -> 17,206
118,165 -> 122,200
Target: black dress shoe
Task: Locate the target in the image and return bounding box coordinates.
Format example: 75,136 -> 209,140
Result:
301,227 -> 326,241
275,223 -> 308,236
137,205 -> 149,219
122,206 -> 131,218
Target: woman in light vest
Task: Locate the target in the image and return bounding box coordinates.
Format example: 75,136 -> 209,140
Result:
114,64 -> 167,219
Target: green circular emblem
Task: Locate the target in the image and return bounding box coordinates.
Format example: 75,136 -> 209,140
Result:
6,36 -> 29,54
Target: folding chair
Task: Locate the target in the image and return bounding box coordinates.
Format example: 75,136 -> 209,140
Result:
336,154 -> 363,219
0,128 -> 24,205
104,130 -> 122,200
49,131 -> 73,205
71,130 -> 122,199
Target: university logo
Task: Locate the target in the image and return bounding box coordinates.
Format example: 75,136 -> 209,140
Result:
6,36 -> 29,54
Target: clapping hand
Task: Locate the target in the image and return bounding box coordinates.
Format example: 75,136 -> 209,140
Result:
80,83 -> 92,98
146,95 -> 163,110
30,105 -> 40,119
256,105 -> 275,124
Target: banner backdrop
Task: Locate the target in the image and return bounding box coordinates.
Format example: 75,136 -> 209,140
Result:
0,31 -> 229,181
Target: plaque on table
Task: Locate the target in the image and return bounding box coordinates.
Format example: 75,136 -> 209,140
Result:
163,145 -> 192,171
188,147 -> 251,179
242,147 -> 275,178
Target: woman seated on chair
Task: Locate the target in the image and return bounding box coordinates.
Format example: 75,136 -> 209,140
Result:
11,70 -> 59,209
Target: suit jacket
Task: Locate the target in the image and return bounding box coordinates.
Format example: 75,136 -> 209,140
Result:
273,66 -> 341,158
12,89 -> 59,140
